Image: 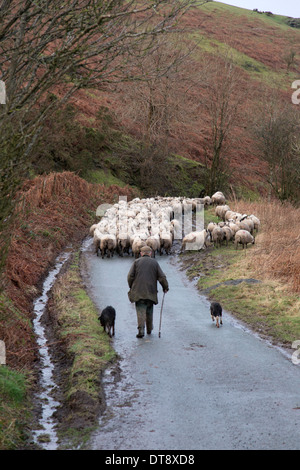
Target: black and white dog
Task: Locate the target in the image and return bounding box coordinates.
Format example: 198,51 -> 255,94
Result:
210,302 -> 223,328
99,306 -> 116,337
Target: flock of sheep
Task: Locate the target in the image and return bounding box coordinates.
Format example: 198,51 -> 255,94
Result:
89,191 -> 260,258
207,193 -> 260,250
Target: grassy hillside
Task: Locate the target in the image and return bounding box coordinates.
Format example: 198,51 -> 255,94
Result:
57,1 -> 298,197
195,2 -> 300,75
180,1 -> 300,188
24,2 -> 300,200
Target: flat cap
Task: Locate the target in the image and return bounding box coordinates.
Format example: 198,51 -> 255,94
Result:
140,245 -> 152,254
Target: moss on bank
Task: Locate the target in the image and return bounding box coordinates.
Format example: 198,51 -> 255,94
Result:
0,366 -> 33,449
48,250 -> 117,449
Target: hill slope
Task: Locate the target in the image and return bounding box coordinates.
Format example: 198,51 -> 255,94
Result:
27,2 -> 300,200
57,1 -> 299,197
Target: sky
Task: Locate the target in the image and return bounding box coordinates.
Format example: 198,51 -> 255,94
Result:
213,0 -> 300,17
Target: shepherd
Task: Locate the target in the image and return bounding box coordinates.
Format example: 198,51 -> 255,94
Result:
127,245 -> 169,338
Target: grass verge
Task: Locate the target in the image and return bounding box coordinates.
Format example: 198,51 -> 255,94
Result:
0,366 -> 33,449
181,244 -> 300,347
180,203 -> 300,350
47,250 -> 117,449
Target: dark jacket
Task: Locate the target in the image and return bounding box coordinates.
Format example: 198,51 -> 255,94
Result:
127,255 -> 169,305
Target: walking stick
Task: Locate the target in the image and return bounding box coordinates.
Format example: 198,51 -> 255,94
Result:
158,292 -> 165,338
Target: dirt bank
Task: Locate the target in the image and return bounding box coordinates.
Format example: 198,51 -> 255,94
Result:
1,172 -> 134,369
0,172 -> 134,449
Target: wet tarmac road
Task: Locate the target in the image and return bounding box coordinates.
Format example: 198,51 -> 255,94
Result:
81,240 -> 300,450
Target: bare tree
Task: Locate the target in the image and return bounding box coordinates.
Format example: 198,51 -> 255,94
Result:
251,98 -> 300,202
282,48 -> 297,73
0,0 -> 211,283
111,28 -> 207,153
0,1 -> 208,149
198,54 -> 243,194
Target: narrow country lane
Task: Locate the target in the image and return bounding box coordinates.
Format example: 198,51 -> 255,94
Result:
81,239 -> 300,450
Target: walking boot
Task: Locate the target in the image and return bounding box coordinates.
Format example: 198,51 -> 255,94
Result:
136,327 -> 144,338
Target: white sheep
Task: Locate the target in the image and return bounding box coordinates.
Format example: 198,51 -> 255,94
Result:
228,220 -> 240,235
159,231 -> 172,255
91,194 -> 261,259
100,234 -> 117,259
228,211 -> 243,222
170,218 -> 182,240
131,237 -> 147,259
89,224 -> 98,236
236,219 -> 253,234
249,214 -> 261,231
202,196 -> 212,206
146,234 -> 160,257
118,234 -> 131,257
93,228 -> 104,256
211,191 -> 226,205
221,226 -> 233,246
234,230 -> 255,249
181,229 -> 211,252
241,216 -> 255,234
215,204 -> 230,220
207,222 -> 217,234
211,225 -> 224,248
224,210 -> 236,222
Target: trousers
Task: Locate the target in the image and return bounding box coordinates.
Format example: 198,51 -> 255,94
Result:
135,299 -> 154,335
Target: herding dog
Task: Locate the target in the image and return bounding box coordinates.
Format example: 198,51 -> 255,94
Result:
99,306 -> 116,337
210,302 -> 223,328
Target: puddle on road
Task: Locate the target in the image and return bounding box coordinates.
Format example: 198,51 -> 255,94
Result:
31,250 -> 71,450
